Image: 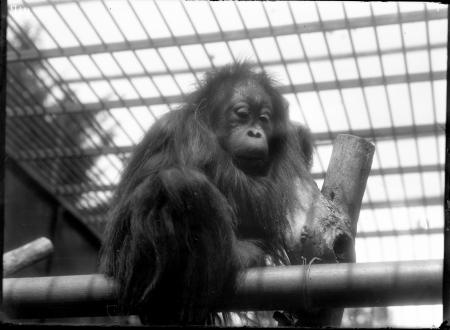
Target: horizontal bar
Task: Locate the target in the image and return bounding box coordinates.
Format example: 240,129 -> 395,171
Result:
313,164 -> 445,180
13,124 -> 445,161
8,71 -> 446,117
49,164 -> 445,196
314,123 -> 445,144
18,0 -> 99,7
2,260 -> 442,319
357,227 -> 443,238
47,43 -> 447,84
14,145 -> 132,160
7,9 -> 447,62
55,183 -> 115,195
367,196 -> 443,209
229,259 -> 442,311
3,274 -> 116,318
80,195 -> 444,224
79,194 -> 444,226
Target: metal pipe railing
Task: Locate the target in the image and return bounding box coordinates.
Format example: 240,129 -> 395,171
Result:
2,259 -> 442,319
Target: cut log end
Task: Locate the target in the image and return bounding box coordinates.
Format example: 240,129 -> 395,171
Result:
333,233 -> 355,263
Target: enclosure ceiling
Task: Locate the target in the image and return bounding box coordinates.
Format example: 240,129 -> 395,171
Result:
5,1 -> 447,265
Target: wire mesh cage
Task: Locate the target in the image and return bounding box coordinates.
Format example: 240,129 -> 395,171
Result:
4,0 -> 447,327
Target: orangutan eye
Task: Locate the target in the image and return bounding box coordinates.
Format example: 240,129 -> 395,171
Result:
259,114 -> 271,123
234,105 -> 250,119
259,109 -> 272,123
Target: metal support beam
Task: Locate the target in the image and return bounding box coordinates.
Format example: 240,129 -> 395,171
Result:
2,260 -> 442,319
367,196 -> 443,209
13,124 -> 445,161
313,123 -> 445,145
42,43 -> 446,84
7,9 -> 447,62
357,227 -> 442,239
442,12 -> 450,322
78,196 -> 444,225
48,164 -> 445,196
7,71 -> 447,116
313,164 -> 445,180
55,183 -> 116,195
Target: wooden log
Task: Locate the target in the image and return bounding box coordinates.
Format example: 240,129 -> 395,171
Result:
2,260 -> 442,319
282,134 -> 374,326
318,134 -> 375,326
3,237 -> 54,276
322,134 -> 375,237
284,135 -> 374,264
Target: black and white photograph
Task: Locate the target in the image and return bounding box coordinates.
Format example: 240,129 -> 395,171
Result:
0,0 -> 448,327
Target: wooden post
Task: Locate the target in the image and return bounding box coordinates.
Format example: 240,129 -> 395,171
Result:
3,237 -> 54,276
322,134 -> 375,237
317,134 -> 375,326
251,133 -> 375,326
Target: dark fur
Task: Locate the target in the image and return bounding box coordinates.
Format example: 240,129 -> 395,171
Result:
100,62 -> 313,324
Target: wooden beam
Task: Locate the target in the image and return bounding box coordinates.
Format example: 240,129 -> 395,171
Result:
311,134 -> 374,325
4,155 -> 102,243
2,260 -> 442,319
323,134 -> 375,236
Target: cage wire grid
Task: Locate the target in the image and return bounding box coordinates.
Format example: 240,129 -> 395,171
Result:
4,0 -> 448,327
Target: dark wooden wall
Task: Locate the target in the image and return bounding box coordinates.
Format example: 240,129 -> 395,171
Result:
4,159 -> 100,278
3,160 -> 125,324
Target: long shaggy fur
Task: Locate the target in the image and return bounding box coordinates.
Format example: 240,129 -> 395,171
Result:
100,62 -> 313,324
